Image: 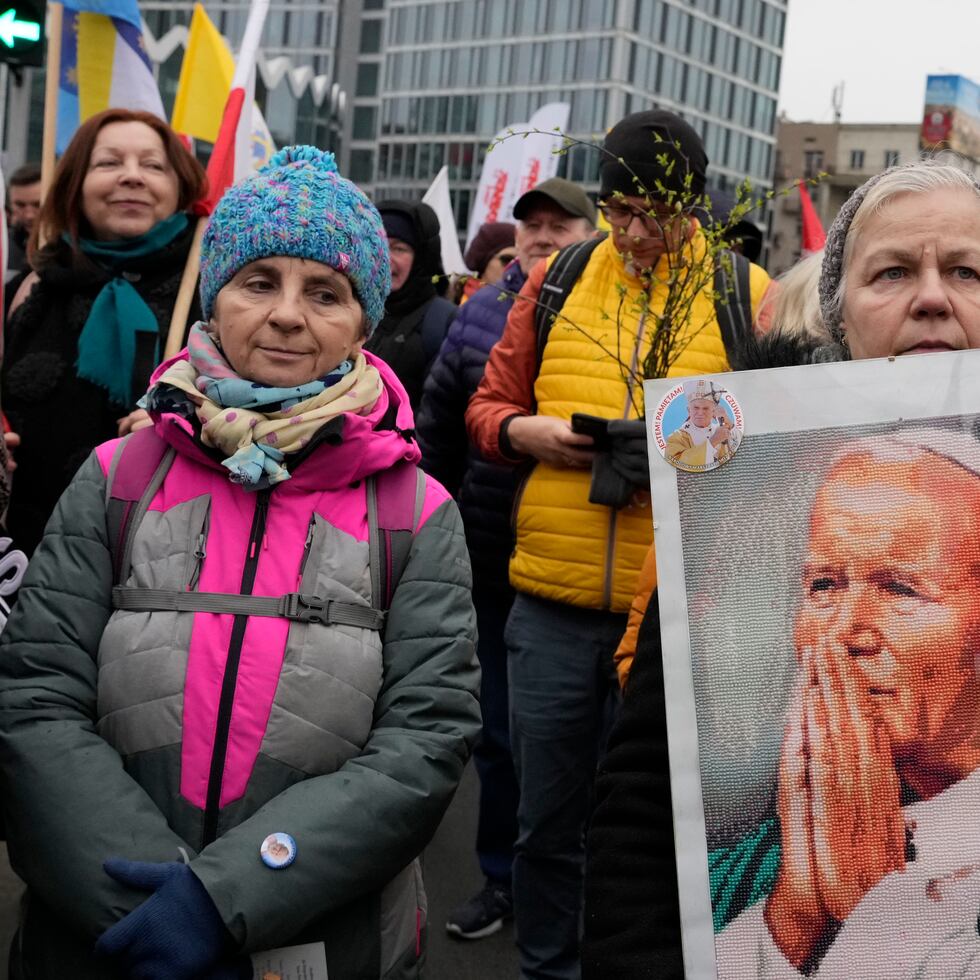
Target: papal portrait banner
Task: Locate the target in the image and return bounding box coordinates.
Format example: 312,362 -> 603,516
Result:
645,351 -> 980,979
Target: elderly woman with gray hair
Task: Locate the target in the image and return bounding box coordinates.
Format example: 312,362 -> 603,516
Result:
581,157 -> 980,979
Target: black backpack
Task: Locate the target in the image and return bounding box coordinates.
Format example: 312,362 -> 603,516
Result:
532,236 -> 755,367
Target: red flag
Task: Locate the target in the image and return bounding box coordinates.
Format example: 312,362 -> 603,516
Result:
192,0 -> 269,217
799,182 -> 826,253
195,87 -> 247,216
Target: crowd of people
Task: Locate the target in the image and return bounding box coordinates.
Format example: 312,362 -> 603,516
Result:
0,96 -> 972,980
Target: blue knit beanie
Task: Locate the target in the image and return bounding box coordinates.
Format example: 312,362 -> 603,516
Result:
199,146 -> 390,333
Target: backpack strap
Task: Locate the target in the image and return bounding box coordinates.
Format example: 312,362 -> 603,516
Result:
366,462 -> 426,612
111,587 -> 385,630
105,427 -> 176,586
534,236 -> 605,367
712,248 -> 754,360
107,436 -> 424,628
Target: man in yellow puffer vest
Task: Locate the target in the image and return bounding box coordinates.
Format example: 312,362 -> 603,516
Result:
466,110 -> 773,980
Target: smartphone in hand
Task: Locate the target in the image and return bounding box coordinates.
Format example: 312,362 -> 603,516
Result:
570,413 -> 611,450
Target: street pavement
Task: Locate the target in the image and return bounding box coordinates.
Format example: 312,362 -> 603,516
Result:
0,760 -> 519,980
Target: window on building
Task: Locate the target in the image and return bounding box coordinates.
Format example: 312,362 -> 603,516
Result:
353,106 -> 377,141
435,96 -> 450,134
359,19 -> 381,54
804,150 -> 824,179
363,0 -> 383,9
356,62 -> 379,97
580,37 -> 601,78
550,0 -> 582,31
849,149 -> 865,170
455,0 -> 473,35
349,149 -> 374,184
884,149 -> 900,167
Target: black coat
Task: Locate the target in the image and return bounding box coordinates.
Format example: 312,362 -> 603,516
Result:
365,200 -> 454,412
2,224 -> 199,555
581,329 -> 833,978
415,261 -> 527,592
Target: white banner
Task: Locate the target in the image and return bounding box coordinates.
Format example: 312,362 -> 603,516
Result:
422,165 -> 468,275
500,101 -> 572,222
465,126 -> 525,249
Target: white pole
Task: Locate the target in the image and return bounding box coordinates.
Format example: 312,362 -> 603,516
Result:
0,64 -> 9,158
232,0 -> 270,90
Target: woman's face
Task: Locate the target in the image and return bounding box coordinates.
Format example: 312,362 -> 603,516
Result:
81,121 -> 180,241
212,256 -> 365,387
482,245 -> 516,285
388,238 -> 415,292
842,187 -> 980,358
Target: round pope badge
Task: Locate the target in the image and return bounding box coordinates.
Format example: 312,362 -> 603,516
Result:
653,378 -> 743,473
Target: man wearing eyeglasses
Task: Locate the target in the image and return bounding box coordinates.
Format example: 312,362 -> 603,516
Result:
416,178 -> 596,944
465,110 -> 774,980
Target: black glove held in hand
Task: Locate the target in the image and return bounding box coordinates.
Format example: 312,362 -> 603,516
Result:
606,418 -> 650,489
589,453 -> 635,509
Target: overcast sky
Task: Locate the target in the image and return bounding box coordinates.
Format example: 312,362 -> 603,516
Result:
777,0 -> 980,124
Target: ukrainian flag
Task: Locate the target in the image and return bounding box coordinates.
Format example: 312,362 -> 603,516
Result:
57,0 -> 165,154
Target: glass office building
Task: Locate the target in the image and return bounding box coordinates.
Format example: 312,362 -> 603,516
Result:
9,0 -> 784,230
364,0 -> 786,233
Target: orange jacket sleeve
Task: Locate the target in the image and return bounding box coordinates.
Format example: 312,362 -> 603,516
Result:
614,542 -> 658,688
465,258 -> 549,465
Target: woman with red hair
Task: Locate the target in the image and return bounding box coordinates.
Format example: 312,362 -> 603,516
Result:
2,108 -> 206,554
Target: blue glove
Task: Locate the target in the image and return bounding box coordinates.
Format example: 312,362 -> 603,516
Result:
95,859 -> 244,980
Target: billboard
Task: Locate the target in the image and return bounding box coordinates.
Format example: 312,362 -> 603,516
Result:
921,74 -> 980,160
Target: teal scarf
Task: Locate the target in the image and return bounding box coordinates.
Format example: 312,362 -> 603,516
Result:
73,213 -> 190,407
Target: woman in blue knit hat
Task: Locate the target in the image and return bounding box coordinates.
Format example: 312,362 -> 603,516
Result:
0,146 -> 480,980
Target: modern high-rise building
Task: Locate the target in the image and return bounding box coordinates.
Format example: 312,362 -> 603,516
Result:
364,0 -> 786,234
6,0 -> 785,239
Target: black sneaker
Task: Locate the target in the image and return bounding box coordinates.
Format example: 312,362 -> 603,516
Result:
445,881 -> 514,940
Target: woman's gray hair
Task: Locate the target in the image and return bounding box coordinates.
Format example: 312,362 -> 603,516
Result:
817,160 -> 980,346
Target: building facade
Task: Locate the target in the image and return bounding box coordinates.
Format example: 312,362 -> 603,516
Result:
366,0 -> 786,235
6,0 -> 785,242
769,119 -> 922,274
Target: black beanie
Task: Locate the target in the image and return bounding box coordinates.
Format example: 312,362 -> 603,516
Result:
600,110 -> 708,203
380,210 -> 418,248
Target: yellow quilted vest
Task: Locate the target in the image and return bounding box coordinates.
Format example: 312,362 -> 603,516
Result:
509,233 -> 768,612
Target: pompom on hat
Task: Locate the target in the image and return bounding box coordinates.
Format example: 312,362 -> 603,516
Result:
199,146 -> 391,333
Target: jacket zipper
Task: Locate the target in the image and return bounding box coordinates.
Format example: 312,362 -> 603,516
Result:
509,462 -> 534,537
188,506 -> 211,592
201,488 -> 271,846
296,514 -> 317,588
602,310 -> 648,610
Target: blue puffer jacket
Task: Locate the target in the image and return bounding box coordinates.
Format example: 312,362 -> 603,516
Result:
416,261 -> 527,592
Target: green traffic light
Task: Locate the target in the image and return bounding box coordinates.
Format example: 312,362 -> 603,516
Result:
0,7 -> 41,49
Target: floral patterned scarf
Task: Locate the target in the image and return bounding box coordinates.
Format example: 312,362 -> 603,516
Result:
146,323 -> 383,488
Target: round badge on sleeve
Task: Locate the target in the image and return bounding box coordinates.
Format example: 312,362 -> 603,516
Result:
260,832 -> 296,869
653,378 -> 743,473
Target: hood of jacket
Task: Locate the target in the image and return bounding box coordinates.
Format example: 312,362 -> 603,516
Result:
145,348 -> 421,492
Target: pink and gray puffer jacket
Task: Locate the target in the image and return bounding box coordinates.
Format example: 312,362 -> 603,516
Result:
0,350 -> 480,980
